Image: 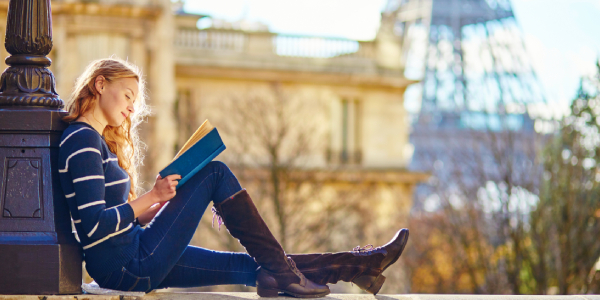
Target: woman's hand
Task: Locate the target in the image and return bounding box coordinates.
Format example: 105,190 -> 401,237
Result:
130,175 -> 179,219
137,201 -> 168,225
151,174 -> 181,203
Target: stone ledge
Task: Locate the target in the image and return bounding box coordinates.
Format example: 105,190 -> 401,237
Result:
1,293 -> 600,300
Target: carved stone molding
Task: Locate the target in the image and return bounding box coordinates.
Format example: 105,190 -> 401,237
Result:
0,0 -> 62,108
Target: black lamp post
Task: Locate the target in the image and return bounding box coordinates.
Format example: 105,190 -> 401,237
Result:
0,0 -> 82,294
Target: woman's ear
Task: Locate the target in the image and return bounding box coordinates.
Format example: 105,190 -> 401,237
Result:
95,75 -> 106,95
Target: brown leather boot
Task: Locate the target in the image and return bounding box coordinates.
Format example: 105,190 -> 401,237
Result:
288,228 -> 409,295
212,189 -> 330,298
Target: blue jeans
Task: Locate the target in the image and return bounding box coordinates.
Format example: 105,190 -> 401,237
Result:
94,161 -> 259,292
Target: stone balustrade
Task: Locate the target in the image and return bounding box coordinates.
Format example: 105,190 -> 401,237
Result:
175,28 -> 375,59
173,28 -> 392,76
176,29 -> 247,52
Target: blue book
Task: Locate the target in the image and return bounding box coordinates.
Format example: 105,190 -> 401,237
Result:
159,120 -> 226,190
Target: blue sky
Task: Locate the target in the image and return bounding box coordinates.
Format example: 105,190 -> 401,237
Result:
182,0 -> 388,40
512,0 -> 600,115
182,0 -> 600,115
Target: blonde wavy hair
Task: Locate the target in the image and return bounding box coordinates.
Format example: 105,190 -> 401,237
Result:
62,58 -> 151,202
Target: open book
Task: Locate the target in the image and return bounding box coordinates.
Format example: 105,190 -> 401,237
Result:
159,120 -> 226,190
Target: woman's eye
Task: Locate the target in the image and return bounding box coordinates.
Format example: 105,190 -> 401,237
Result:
126,95 -> 131,100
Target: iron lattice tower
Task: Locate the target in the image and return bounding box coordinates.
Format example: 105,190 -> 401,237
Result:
383,0 -> 547,211
386,0 -> 545,129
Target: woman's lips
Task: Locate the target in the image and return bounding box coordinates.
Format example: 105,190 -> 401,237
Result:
122,112 -> 127,118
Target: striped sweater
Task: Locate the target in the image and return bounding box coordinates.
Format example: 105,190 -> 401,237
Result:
58,121 -> 141,279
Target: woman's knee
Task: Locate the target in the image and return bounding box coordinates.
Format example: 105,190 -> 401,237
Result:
207,160 -> 230,173
208,161 -> 239,180
206,161 -> 242,202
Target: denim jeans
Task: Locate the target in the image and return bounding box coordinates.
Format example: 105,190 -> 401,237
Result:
94,161 -> 259,292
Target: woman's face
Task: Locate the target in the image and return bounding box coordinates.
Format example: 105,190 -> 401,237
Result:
97,77 -> 138,127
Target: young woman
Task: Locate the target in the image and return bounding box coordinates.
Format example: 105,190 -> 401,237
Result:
58,58 -> 409,297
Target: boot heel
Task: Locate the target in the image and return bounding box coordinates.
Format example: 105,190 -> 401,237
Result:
353,274 -> 386,295
366,274 -> 386,295
257,286 -> 280,297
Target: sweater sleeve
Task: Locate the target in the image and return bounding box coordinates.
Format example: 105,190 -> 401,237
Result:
62,131 -> 135,241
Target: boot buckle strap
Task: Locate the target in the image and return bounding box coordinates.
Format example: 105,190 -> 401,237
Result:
211,207 -> 224,230
352,244 -> 387,256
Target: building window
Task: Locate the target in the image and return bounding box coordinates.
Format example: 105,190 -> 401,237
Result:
174,89 -> 195,153
330,98 -> 362,165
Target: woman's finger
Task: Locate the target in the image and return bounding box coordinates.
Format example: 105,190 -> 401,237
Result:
166,174 -> 180,181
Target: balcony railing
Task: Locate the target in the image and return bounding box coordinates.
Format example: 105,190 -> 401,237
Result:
176,29 -> 247,52
175,28 -> 375,59
273,35 -> 364,58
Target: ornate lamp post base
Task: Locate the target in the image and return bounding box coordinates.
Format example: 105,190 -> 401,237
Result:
0,0 -> 82,295
0,245 -> 81,294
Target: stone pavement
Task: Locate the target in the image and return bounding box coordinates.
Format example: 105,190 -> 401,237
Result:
2,293 -> 600,300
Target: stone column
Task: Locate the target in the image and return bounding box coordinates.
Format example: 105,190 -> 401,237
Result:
0,0 -> 81,295
146,0 -> 177,179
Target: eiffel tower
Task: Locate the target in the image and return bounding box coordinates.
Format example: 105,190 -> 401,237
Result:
384,0 -> 546,209
386,0 -> 544,126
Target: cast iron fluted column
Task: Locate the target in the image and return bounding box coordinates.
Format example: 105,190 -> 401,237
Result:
0,0 -> 81,295
0,0 -> 62,107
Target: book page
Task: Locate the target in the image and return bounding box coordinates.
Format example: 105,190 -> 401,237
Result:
172,119 -> 214,161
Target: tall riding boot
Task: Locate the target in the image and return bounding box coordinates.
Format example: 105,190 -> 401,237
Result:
212,189 -> 330,298
288,229 -> 409,295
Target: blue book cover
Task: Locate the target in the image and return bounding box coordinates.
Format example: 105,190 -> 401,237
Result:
159,125 -> 226,190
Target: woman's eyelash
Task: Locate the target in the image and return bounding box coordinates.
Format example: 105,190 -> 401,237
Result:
126,95 -> 131,99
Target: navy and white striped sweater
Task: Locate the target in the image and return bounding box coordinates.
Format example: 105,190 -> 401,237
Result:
58,121 -> 141,279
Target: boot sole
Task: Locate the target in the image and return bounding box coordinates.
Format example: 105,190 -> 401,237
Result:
257,287 -> 330,298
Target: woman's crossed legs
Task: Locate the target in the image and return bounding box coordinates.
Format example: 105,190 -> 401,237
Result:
95,160 -> 408,295
155,246 -> 258,289
97,161 -> 257,292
